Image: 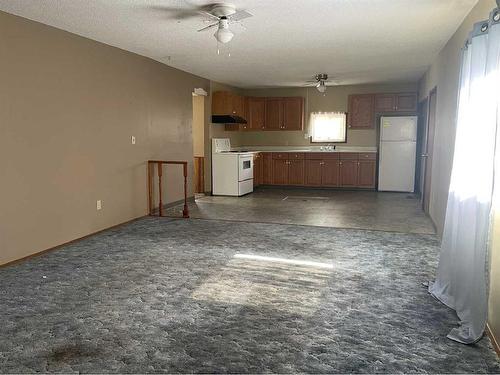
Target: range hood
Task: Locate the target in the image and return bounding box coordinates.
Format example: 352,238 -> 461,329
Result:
211,115 -> 247,124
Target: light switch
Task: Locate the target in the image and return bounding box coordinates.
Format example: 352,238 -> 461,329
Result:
96,200 -> 102,210
131,136 -> 136,145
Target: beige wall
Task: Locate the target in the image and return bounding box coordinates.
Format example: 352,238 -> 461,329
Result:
240,83 -> 418,147
419,0 -> 499,351
0,11 -> 209,265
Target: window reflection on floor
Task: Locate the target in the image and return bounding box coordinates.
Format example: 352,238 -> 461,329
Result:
191,254 -> 333,316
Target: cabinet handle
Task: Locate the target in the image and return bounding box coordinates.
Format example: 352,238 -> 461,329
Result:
358,162 -> 360,166
340,162 -> 343,166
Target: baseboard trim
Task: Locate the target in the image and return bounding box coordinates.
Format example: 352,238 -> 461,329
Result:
486,323 -> 500,357
0,215 -> 148,268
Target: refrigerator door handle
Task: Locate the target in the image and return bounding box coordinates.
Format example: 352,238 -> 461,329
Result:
422,154 -> 429,158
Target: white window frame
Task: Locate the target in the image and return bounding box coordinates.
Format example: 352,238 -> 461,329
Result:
309,112 -> 347,143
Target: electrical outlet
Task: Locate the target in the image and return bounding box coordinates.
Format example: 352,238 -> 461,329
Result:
96,200 -> 102,210
131,136 -> 136,145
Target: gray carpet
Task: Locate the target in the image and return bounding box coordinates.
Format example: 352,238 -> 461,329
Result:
0,217 -> 499,373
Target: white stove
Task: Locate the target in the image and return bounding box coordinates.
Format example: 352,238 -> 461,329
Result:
212,138 -> 254,196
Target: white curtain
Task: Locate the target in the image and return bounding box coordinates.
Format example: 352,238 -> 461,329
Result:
429,9 -> 500,344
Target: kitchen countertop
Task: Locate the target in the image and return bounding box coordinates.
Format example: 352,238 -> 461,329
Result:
233,146 -> 378,153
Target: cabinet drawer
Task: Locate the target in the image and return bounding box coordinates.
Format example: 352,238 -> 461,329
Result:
289,152 -> 304,160
305,152 -> 340,160
339,152 -> 359,160
358,153 -> 377,160
272,153 -> 289,160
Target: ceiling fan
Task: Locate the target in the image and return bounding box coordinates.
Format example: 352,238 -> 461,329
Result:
197,3 -> 253,44
306,74 -> 336,94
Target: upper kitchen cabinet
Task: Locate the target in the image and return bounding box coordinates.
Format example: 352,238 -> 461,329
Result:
374,92 -> 418,113
395,93 -> 418,112
212,91 -> 245,117
265,97 -> 304,131
283,97 -> 304,130
347,94 -> 375,129
265,98 -> 284,130
374,94 -> 396,112
247,97 -> 266,130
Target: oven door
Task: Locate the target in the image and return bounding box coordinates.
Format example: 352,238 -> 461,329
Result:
238,155 -> 253,181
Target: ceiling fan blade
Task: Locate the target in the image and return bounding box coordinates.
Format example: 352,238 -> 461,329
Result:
229,10 -> 253,22
197,23 -> 219,32
198,10 -> 220,21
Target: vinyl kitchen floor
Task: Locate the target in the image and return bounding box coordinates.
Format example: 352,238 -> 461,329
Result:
166,187 -> 436,235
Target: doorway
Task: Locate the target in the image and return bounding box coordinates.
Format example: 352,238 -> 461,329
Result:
421,87 -> 437,214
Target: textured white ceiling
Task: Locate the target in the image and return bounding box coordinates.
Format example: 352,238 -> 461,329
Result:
0,0 -> 478,88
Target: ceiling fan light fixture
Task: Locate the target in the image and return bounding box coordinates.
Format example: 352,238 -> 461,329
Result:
317,81 -> 327,93
214,27 -> 234,43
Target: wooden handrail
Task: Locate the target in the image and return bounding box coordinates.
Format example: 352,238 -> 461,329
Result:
147,160 -> 189,218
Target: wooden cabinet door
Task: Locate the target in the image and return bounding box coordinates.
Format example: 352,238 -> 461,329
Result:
357,160 -> 377,188
288,160 -> 304,185
262,153 -> 273,184
348,94 -> 375,129
265,98 -> 283,130
283,97 -> 304,130
212,91 -> 232,115
305,160 -> 322,186
273,159 -> 289,185
322,160 -> 340,187
339,160 -> 358,187
233,94 -> 245,116
253,154 -> 262,186
375,94 -> 396,112
395,93 -> 418,112
248,97 -> 266,130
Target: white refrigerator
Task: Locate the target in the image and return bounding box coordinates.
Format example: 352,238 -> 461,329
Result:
378,116 -> 417,192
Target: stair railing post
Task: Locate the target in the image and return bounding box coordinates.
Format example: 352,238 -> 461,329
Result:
157,161 -> 163,217
183,162 -> 189,218
148,162 -> 153,215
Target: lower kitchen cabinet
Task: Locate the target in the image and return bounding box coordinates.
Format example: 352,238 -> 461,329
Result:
339,160 -> 359,187
305,159 -> 340,187
253,153 -> 263,186
259,152 -> 377,189
305,160 -> 322,186
288,160 -> 305,185
357,160 -> 377,188
272,159 -> 289,185
262,153 -> 273,184
322,160 -> 340,186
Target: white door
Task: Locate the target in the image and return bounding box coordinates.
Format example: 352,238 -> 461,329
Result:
378,141 -> 416,192
380,116 -> 418,141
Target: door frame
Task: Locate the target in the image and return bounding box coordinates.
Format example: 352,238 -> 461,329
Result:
421,87 -> 437,214
416,97 -> 429,196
